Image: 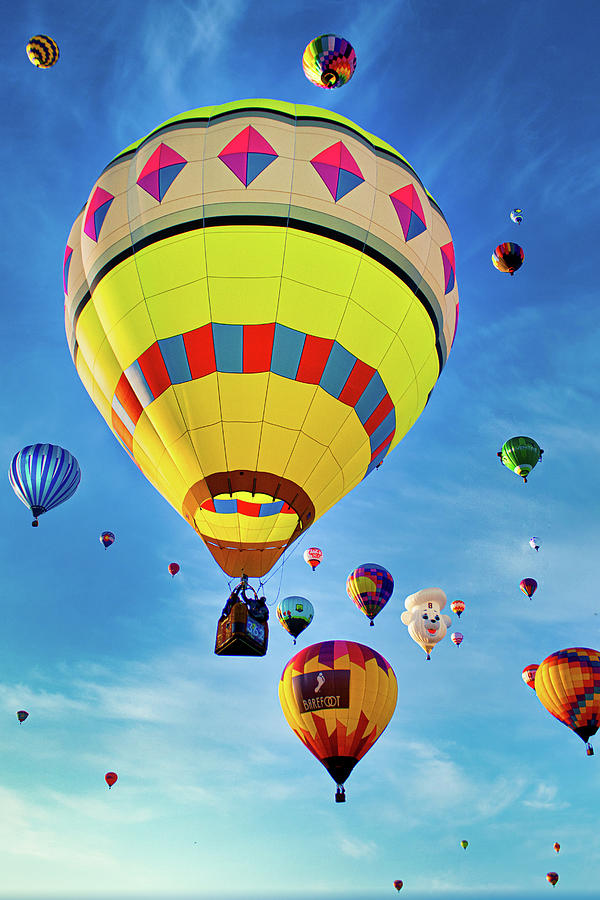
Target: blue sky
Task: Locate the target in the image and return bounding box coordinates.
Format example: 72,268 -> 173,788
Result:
1,0 -> 600,897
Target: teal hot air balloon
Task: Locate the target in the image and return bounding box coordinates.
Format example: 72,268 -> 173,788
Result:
9,443 -> 81,526
276,596 -> 314,644
497,436 -> 543,484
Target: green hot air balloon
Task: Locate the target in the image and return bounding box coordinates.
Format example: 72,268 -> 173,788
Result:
497,436 -> 543,484
276,596 -> 314,644
460,840 -> 469,850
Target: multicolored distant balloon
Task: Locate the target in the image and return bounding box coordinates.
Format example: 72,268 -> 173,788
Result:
64,100 -> 459,580
450,599 -> 465,618
553,842 -> 560,853
105,772 -> 118,789
451,632 -> 463,647
460,840 -> 468,850
16,710 -> 29,723
492,242 -> 524,275
26,34 -> 59,68
168,562 -> 180,577
278,640 -> 397,801
498,436 -> 543,483
346,564 -> 394,625
522,664 -> 539,689
535,648 -> 600,754
520,578 -> 537,599
100,531 -> 115,549
510,208 -> 523,224
529,536 -> 540,551
276,596 -> 314,644
9,443 -> 81,526
304,547 -> 323,572
546,873 -> 559,887
302,34 -> 356,89
401,587 -> 451,660
393,881 -> 403,892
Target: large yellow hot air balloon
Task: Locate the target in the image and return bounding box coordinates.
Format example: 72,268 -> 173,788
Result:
278,640 -> 397,801
64,100 -> 458,578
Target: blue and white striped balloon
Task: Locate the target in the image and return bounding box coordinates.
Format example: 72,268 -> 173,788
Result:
8,443 -> 81,526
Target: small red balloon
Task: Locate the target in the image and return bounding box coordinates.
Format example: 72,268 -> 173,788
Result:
168,562 -> 180,577
105,771 -> 118,788
522,664 -> 539,689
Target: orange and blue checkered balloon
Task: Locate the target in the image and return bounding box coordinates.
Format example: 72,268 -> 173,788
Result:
535,648 -> 600,750
346,564 -> 393,625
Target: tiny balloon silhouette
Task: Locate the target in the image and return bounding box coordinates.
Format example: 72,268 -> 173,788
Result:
16,710 -> 29,723
168,562 -> 180,577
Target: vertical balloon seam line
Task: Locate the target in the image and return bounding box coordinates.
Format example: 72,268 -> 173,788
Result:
201,110 -> 237,550
259,102 -> 299,553
130,132 -> 207,543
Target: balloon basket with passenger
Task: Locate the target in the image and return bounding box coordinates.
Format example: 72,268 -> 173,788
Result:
215,575 -> 269,657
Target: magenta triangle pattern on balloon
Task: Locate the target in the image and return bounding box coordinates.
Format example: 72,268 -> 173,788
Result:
440,242 -> 456,294
311,142 -> 364,202
83,187 -> 114,242
137,143 -> 187,202
218,125 -> 278,187
389,185 -> 427,241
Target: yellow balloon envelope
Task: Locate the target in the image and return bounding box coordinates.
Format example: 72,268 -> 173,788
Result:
278,640 -> 397,799
64,100 -> 458,577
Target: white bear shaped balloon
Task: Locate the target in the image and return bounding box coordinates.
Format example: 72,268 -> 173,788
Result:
401,588 -> 451,660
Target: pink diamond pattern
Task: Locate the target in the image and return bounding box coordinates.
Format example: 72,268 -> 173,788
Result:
218,125 -> 278,187
389,185 -> 427,241
311,142 -> 364,202
137,143 -> 187,202
440,242 -> 456,294
83,187 -> 114,242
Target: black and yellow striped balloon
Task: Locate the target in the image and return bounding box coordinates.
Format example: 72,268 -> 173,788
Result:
26,35 -> 59,68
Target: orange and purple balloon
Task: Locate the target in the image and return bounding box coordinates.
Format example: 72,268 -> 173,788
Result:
346,564 -> 393,625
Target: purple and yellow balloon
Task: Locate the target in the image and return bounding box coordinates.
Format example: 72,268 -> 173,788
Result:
346,564 -> 393,625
